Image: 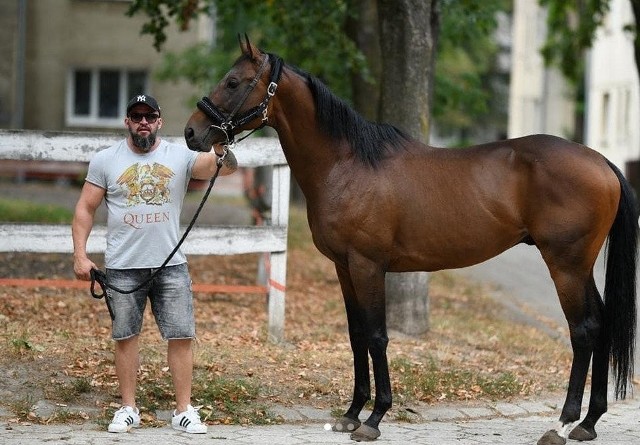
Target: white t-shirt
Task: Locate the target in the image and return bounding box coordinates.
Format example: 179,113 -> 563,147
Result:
86,139 -> 199,269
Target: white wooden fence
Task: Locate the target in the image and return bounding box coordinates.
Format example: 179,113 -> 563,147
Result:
0,130 -> 291,343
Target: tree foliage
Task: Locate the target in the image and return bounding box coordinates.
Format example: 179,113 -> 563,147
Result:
539,0 -> 611,85
130,0 -> 366,100
541,0 -> 640,97
127,0 -> 510,134
127,0 -> 206,50
434,0 -> 510,136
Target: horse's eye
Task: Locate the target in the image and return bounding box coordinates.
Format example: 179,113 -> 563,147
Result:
227,78 -> 240,90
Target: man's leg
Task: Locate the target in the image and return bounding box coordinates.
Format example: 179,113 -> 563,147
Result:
115,336 -> 140,408
168,338 -> 193,413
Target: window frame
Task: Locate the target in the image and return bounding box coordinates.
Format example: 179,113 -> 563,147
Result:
66,68 -> 149,128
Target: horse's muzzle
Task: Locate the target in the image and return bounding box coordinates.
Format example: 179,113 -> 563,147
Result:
184,126 -> 210,152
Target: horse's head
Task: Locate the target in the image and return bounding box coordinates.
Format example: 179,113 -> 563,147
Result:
184,35 -> 283,152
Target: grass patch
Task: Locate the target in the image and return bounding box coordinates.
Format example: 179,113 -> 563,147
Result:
136,373 -> 175,413
46,409 -> 91,423
8,332 -> 44,356
0,198 -> 73,223
92,369 -> 277,426
44,377 -> 93,403
390,357 -> 524,402
8,395 -> 36,419
194,374 -> 276,425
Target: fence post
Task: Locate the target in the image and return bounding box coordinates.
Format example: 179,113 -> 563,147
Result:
267,164 -> 290,343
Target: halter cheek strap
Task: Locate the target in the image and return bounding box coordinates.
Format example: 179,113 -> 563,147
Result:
196,53 -> 284,146
228,53 -> 270,119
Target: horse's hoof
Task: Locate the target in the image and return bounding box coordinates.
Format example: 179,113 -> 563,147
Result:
568,424 -> 597,441
537,429 -> 567,445
332,416 -> 361,433
350,424 -> 381,442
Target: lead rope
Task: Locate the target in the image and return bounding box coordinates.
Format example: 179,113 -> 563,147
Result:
89,151 -> 227,299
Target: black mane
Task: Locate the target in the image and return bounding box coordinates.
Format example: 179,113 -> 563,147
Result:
288,64 -> 408,167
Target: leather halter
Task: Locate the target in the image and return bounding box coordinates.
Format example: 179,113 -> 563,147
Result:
197,53 -> 284,146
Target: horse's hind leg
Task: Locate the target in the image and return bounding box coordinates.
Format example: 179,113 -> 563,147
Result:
568,278 -> 608,441
537,264 -> 602,445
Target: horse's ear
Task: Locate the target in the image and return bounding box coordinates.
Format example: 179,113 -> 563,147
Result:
238,33 -> 258,60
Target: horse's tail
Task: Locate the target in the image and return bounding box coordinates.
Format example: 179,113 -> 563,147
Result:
604,159 -> 638,399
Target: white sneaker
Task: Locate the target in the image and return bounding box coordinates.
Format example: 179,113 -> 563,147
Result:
108,406 -> 141,433
171,405 -> 207,434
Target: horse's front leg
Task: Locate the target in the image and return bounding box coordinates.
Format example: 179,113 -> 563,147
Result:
333,264 -> 369,433
345,258 -> 391,442
354,300 -> 391,442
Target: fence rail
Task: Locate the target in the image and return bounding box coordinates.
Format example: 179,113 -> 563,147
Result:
0,130 -> 290,343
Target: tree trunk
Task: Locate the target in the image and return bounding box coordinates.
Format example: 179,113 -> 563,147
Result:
385,270 -> 430,335
346,0 -> 382,121
378,0 -> 439,139
377,0 -> 440,335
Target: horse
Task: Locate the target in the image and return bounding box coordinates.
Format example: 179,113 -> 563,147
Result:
184,37 -> 638,444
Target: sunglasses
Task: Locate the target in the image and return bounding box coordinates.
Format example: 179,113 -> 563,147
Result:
129,112 -> 160,123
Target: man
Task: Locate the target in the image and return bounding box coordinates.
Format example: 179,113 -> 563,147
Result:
72,94 -> 237,433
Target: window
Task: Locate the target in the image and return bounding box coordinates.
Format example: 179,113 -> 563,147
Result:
619,88 -> 631,144
66,68 -> 148,128
600,92 -> 610,148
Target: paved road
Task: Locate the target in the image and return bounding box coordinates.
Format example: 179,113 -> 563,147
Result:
1,395 -> 638,445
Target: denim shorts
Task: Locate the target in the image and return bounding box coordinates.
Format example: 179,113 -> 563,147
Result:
105,263 -> 195,341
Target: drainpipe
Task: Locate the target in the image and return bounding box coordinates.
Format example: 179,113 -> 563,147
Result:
14,0 -> 26,128
583,50 -> 591,146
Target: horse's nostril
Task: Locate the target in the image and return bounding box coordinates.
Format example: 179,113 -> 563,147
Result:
184,127 -> 194,140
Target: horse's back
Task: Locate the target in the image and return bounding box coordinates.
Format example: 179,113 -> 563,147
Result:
381,134 -> 621,271
501,135 -> 620,224
442,134 -> 605,167
502,134 -> 607,168
423,134 -> 618,202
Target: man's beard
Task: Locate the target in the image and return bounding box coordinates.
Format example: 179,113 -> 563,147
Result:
129,129 -> 157,152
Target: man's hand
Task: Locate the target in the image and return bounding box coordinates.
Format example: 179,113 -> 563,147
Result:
214,145 -> 228,166
74,255 -> 98,281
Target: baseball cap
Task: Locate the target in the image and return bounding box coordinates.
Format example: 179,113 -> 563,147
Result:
126,94 -> 161,115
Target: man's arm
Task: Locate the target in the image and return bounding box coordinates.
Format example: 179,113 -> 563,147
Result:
72,182 -> 105,281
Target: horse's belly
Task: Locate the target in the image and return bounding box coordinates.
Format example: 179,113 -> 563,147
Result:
387,229 -> 522,272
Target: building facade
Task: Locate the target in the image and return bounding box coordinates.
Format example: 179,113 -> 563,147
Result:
508,0 -> 576,140
584,0 -> 639,172
0,0 -> 213,135
509,0 -> 639,178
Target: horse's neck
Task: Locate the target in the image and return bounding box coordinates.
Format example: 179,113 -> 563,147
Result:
275,123 -> 335,203
272,73 -> 347,200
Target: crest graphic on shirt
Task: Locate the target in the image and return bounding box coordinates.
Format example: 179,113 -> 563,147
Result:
117,162 -> 174,206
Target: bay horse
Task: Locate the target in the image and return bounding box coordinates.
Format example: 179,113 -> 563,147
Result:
184,37 -> 638,444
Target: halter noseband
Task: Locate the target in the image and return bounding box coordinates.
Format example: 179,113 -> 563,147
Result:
197,53 -> 284,146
